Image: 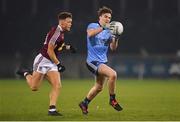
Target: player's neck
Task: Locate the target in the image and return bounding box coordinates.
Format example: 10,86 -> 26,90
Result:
98,20 -> 103,26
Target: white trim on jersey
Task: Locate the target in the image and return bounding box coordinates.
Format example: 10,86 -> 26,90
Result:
49,26 -> 61,45
58,25 -> 63,31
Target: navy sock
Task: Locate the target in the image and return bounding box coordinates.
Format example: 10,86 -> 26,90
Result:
82,97 -> 91,106
110,94 -> 116,101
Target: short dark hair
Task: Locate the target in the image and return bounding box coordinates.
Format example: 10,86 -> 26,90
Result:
97,6 -> 112,17
58,12 -> 72,20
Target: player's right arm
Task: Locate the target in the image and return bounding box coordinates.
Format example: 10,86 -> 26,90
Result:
48,43 -> 65,72
87,23 -> 109,37
47,43 -> 59,65
87,27 -> 103,37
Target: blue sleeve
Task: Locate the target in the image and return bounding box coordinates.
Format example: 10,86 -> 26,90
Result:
87,23 -> 99,30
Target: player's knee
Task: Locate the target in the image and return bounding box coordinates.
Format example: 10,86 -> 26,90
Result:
53,83 -> 61,90
109,71 -> 117,81
56,84 -> 61,90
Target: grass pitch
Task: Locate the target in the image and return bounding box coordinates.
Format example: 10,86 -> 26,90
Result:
0,78 -> 180,121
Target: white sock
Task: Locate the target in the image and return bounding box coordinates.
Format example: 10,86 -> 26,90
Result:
49,108 -> 56,112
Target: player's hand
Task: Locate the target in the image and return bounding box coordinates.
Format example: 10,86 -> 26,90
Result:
112,34 -> 120,41
69,45 -> 77,53
57,63 -> 65,72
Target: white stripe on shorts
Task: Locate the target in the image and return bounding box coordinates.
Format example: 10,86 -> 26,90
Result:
87,62 -> 98,71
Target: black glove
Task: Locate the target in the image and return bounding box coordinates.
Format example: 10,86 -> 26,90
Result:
69,45 -> 77,53
57,63 -> 65,72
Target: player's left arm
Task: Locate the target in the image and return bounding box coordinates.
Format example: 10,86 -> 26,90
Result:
110,35 -> 119,51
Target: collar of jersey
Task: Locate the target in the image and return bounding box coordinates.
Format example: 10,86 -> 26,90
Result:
58,25 -> 63,32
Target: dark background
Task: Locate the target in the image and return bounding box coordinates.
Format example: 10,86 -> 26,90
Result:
0,0 -> 179,56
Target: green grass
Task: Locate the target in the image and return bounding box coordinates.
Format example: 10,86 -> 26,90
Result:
0,78 -> 180,121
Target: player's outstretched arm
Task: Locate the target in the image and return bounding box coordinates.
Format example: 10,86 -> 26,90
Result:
58,43 -> 77,53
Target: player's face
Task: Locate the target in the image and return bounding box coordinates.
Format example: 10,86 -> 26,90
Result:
99,13 -> 111,25
60,18 -> 72,31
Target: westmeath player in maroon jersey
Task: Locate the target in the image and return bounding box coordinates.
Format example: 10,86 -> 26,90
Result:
16,12 -> 76,116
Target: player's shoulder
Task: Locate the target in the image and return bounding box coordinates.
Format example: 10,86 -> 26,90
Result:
88,22 -> 99,26
87,22 -> 100,29
48,25 -> 61,33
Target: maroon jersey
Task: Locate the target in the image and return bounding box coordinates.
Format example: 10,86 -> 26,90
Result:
40,25 -> 64,60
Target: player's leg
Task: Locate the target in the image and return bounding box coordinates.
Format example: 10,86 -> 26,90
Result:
25,71 -> 44,91
16,54 -> 45,90
16,69 -> 44,91
79,75 -> 105,114
46,71 -> 62,116
98,64 -> 117,95
87,75 -> 105,100
98,64 -> 123,111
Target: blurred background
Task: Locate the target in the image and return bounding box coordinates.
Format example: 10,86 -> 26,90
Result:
0,0 -> 180,79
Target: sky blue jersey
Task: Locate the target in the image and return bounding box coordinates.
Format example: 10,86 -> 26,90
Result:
86,23 -> 113,63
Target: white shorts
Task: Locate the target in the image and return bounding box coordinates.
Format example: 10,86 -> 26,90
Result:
33,54 -> 58,74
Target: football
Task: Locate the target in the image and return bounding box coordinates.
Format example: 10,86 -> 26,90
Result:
110,21 -> 123,35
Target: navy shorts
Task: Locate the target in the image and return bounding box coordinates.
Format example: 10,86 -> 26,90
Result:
86,61 -> 107,76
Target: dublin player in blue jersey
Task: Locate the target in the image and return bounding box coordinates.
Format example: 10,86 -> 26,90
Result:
79,6 -> 123,115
